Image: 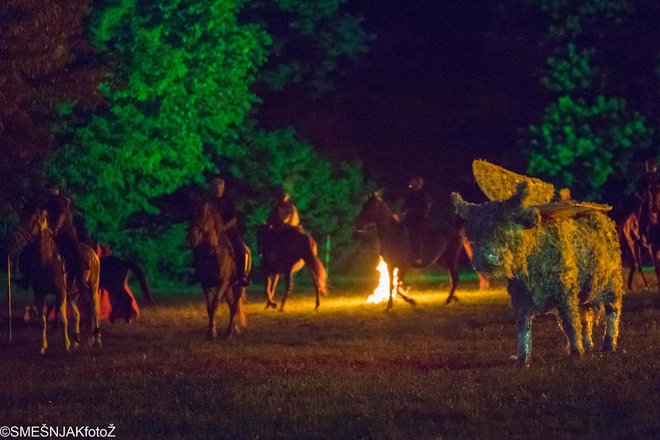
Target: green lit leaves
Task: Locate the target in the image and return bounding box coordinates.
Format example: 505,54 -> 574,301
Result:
542,44 -> 596,93
528,94 -> 651,200
49,0 -> 268,253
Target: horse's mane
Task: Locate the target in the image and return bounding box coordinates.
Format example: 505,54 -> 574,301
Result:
190,199 -> 224,248
373,195 -> 401,225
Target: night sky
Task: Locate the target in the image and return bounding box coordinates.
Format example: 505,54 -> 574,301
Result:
261,0 -> 547,207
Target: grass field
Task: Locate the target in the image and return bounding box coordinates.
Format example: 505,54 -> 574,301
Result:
0,276 -> 659,439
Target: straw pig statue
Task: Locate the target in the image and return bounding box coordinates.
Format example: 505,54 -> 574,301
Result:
452,182 -> 623,366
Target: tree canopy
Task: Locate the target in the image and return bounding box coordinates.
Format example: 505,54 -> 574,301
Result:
47,0 -> 371,281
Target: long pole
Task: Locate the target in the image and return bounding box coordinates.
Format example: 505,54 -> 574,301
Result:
7,254 -> 12,342
324,234 -> 331,281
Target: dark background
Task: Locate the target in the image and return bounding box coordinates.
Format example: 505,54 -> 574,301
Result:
260,0 -> 547,210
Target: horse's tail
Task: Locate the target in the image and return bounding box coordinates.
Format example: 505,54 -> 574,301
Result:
125,260 -> 155,304
88,248 -> 101,319
461,233 -> 490,290
302,235 -> 328,296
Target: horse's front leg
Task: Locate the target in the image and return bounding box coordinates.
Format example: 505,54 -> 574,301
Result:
204,287 -> 220,340
279,272 -> 294,312
57,290 -> 71,353
224,285 -> 242,338
36,295 -> 48,355
386,266 -> 395,311
445,266 -> 460,304
89,284 -> 102,348
70,300 -> 81,349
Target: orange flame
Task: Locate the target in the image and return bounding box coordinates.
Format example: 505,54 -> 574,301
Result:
367,256 -> 399,303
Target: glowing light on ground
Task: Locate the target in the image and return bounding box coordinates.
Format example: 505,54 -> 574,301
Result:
367,256 -> 399,303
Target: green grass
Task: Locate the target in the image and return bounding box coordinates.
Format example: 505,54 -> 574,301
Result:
0,278 -> 659,439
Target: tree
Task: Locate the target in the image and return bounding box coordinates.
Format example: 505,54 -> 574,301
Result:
242,0 -> 370,95
48,0 -> 371,281
524,0 -> 656,202
0,0 -> 103,213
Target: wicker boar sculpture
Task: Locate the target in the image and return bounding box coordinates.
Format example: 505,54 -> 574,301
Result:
452,181 -> 623,366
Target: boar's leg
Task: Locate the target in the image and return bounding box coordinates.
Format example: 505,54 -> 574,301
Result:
580,305 -> 596,352
508,280 -> 534,366
603,299 -> 621,352
557,293 -> 584,358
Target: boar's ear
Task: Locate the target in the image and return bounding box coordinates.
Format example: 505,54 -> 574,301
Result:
507,181 -> 531,208
451,192 -> 477,219
515,207 -> 540,229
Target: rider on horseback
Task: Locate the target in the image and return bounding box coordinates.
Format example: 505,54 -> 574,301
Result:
44,183 -> 86,286
401,177 -> 432,267
639,159 -> 660,240
209,178 -> 250,287
267,188 -> 303,232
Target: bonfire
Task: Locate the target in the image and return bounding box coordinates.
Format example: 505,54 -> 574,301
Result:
367,256 -> 399,303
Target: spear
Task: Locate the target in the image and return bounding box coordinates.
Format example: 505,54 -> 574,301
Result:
7,254 -> 12,342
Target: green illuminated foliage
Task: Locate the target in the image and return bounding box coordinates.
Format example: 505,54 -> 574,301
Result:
48,0 -> 269,277
48,0 -> 370,281
525,0 -> 654,201
528,94 -> 650,199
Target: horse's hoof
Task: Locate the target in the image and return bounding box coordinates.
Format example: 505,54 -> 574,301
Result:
515,359 -> 530,368
207,330 -> 217,341
39,347 -> 47,355
93,339 -> 102,349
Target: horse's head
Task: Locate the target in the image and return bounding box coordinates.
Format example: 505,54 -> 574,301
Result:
188,200 -> 222,249
10,203 -> 49,256
355,192 -> 390,232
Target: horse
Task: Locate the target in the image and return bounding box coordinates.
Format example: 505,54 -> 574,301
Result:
256,224 -> 328,311
619,209 -> 659,290
9,203 -> 101,353
188,199 -> 247,340
355,193 -> 464,309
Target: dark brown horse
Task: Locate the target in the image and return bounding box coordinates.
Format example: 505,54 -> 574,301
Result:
619,209 -> 659,290
188,200 -> 246,339
10,203 -> 101,353
355,193 -> 464,309
256,225 -> 327,311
